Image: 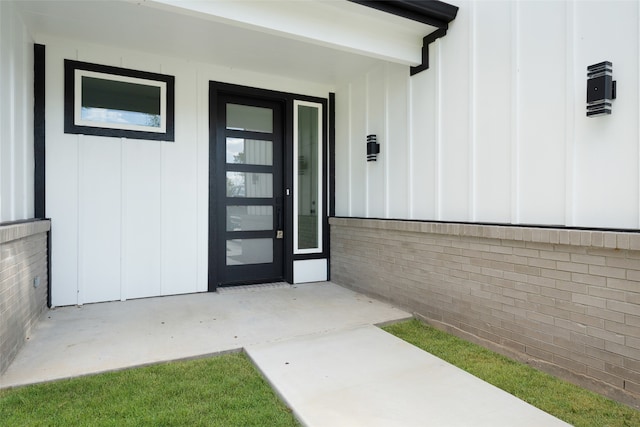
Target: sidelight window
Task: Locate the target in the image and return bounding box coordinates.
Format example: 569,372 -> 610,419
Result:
294,100 -> 323,254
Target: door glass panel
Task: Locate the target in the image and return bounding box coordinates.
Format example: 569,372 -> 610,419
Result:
297,103 -> 320,250
226,239 -> 273,265
227,104 -> 273,133
226,172 -> 273,198
227,206 -> 273,231
226,138 -> 273,165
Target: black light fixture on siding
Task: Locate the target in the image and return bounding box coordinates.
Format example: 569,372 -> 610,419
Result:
367,134 -> 380,162
586,61 -> 616,117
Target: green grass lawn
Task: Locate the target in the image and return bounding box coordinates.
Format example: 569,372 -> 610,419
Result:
0,352 -> 299,427
384,319 -> 640,427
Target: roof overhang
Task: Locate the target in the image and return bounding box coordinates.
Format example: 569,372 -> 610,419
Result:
138,0 -> 453,66
348,1 -> 459,74
17,0 -> 458,85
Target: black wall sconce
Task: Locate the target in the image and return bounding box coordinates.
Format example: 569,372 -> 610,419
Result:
367,134 -> 380,162
587,61 -> 616,117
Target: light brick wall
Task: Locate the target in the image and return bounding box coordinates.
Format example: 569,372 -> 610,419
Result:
0,220 -> 50,375
330,217 -> 640,408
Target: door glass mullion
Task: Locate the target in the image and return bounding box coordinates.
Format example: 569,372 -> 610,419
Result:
226,129 -> 274,140
225,164 -> 273,174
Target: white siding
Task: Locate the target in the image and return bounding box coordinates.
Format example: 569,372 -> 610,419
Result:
409,56 -> 438,220
347,75 -> 368,217
572,0 -> 640,228
335,0 -> 640,230
472,1 -> 511,223
78,136 -> 122,304
438,4 -> 472,223
516,0 -> 567,226
0,2 -> 34,222
45,38 -> 332,306
385,63 -> 410,218
366,65 -> 386,218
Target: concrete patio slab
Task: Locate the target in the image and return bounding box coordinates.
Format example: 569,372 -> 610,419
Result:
1,282 -> 409,388
1,281 -> 570,426
247,325 -> 571,427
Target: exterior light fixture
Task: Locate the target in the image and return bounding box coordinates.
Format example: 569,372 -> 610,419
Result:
367,134 -> 379,162
587,61 -> 616,117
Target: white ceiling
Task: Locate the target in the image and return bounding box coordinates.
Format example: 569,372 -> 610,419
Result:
17,0 -> 435,86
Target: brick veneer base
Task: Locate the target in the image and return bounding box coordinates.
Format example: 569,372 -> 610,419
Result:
330,217 -> 640,409
0,220 -> 50,376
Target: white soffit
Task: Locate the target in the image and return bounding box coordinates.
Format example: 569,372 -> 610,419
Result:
16,0 -> 437,85
139,0 -> 436,65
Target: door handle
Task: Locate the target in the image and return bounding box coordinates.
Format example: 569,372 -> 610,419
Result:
276,198 -> 283,239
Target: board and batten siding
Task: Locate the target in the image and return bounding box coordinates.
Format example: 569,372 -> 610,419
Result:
0,1 -> 34,223
335,0 -> 640,230
44,38 -> 332,306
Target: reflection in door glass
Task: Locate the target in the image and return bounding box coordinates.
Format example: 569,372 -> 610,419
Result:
227,104 -> 273,133
226,172 -> 273,198
226,138 -> 273,165
226,206 -> 273,231
226,239 -> 273,265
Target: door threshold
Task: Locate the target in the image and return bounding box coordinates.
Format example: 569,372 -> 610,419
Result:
216,282 -> 291,294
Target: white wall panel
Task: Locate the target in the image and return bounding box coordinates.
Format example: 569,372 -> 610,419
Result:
517,1 -> 567,226
78,137 -> 122,304
46,43 -> 80,307
118,57 -> 163,299
122,140 -> 162,300
334,83 -> 350,217
0,3 -> 15,221
409,47 -> 438,220
47,132 -> 79,307
437,5 -> 471,221
293,259 -> 327,283
13,22 -> 33,219
572,0 -> 639,229
366,65 -> 386,218
386,63 -> 410,219
473,1 -> 511,223
161,63 -> 199,296
0,2 -> 33,222
0,3 -> 6,219
349,77 -> 367,217
195,71 -> 209,292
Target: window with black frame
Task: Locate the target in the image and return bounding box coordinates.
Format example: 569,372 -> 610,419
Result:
64,60 -> 175,141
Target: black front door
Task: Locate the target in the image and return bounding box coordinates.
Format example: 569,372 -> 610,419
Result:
213,94 -> 285,286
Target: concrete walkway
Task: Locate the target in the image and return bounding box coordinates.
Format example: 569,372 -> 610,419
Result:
1,282 -> 570,426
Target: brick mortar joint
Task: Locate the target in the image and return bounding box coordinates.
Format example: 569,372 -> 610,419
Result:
329,217 -> 640,251
0,220 -> 51,244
